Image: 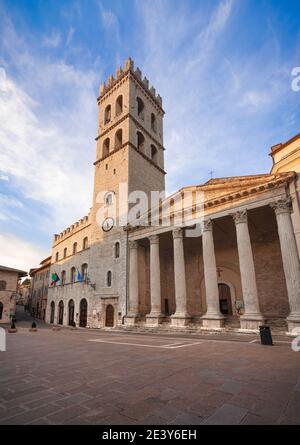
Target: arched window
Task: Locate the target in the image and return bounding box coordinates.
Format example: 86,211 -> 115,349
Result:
58,300 -> 64,325
136,97 -> 144,119
105,192 -> 113,206
102,138 -> 110,157
68,299 -> 75,326
63,247 -> 67,258
55,252 -> 59,262
83,237 -> 88,250
115,95 -> 123,116
115,128 -> 123,149
104,104 -> 111,124
50,301 -> 55,324
61,270 -> 66,286
115,242 -> 120,259
70,267 -> 76,284
81,263 -> 88,281
151,113 -> 157,132
137,131 -> 145,152
0,281 -> 7,291
151,144 -> 158,163
79,298 -> 88,328
73,242 -> 77,255
107,270 -> 112,287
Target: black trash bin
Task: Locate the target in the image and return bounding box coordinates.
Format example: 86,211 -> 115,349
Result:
259,325 -> 273,345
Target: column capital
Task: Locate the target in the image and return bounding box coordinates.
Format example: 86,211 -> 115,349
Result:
232,210 -> 248,225
270,197 -> 292,215
203,219 -> 213,231
149,234 -> 160,245
128,240 -> 138,249
172,227 -> 183,239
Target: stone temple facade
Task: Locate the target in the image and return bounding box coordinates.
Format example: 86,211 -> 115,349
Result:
45,57 -> 300,335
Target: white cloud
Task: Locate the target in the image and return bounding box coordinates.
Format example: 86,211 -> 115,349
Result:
0,19 -> 101,234
0,233 -> 48,272
98,1 -> 121,52
66,26 -> 75,45
135,0 -> 295,191
0,64 -> 96,230
43,31 -> 62,48
0,194 -> 23,208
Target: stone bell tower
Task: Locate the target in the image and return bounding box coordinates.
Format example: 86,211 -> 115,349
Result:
91,57 -> 166,238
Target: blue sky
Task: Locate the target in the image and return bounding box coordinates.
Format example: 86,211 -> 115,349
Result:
0,0 -> 299,270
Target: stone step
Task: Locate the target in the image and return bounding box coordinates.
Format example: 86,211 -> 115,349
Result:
117,316 -> 288,336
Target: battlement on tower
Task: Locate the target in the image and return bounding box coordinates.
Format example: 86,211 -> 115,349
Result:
99,57 -> 163,108
53,212 -> 91,246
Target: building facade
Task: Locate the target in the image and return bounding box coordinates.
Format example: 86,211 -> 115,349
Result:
45,58 -> 300,335
0,266 -> 27,324
29,257 -> 51,320
16,278 -> 31,306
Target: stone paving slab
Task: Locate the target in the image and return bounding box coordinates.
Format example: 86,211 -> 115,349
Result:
0,310 -> 300,425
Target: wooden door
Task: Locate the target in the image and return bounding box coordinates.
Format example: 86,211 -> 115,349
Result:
218,283 -> 232,315
105,305 -> 114,327
79,299 -> 87,327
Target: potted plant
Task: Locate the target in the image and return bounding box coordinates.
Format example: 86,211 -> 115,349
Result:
8,321 -> 17,333
29,322 -> 38,332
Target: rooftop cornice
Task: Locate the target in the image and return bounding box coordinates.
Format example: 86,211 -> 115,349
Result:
124,171 -> 296,233
270,132 -> 300,155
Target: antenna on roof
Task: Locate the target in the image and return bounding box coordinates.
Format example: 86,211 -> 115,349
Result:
209,170 -> 214,179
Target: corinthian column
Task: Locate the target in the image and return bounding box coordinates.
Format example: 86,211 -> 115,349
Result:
271,198 -> 300,334
125,240 -> 140,325
201,219 -> 224,329
171,228 -> 191,327
146,235 -> 163,326
232,210 -> 264,331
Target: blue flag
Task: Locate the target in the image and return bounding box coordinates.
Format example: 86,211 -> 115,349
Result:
77,271 -> 83,282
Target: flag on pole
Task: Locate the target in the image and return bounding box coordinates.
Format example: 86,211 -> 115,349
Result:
77,271 -> 83,282
51,273 -> 60,286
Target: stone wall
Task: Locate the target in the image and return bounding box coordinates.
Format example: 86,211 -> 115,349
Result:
0,270 -> 18,323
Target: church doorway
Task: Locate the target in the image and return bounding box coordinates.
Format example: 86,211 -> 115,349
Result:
58,300 -> 64,325
218,283 -> 233,315
68,299 -> 75,326
79,298 -> 88,327
105,304 -> 114,327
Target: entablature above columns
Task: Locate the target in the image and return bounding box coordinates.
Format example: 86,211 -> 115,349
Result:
127,188 -> 290,242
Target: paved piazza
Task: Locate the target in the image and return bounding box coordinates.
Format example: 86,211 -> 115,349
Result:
0,309 -> 300,425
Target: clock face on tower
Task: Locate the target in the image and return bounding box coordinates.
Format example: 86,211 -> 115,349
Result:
102,217 -> 114,232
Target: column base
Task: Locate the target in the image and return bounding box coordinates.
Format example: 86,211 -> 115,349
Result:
239,314 -> 264,332
146,313 -> 164,327
286,314 -> 300,335
124,314 -> 140,326
170,313 -> 192,327
201,313 -> 225,330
